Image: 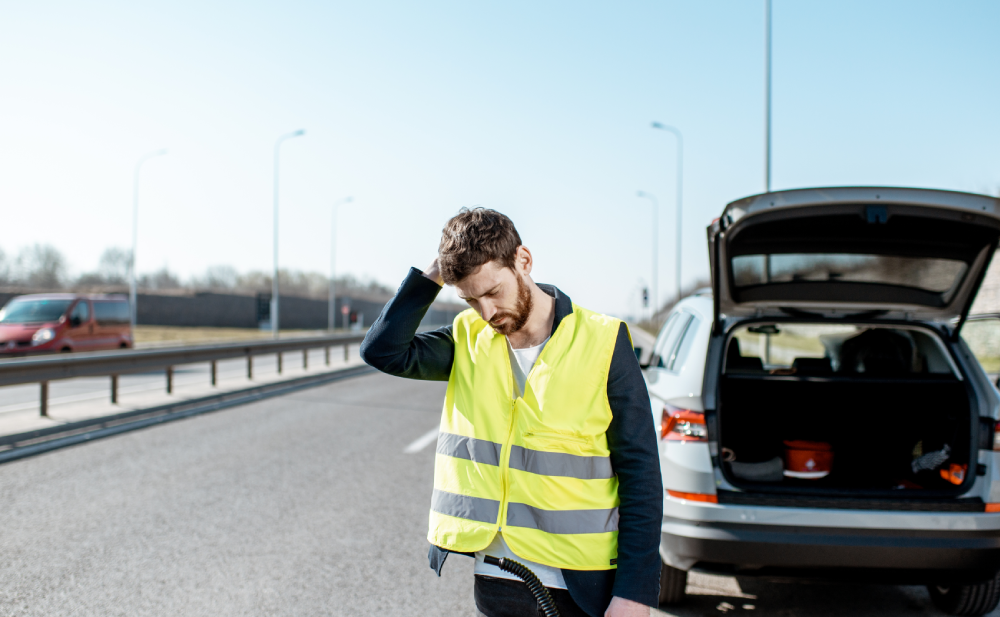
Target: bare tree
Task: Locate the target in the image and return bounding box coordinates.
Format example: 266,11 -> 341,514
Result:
192,265 -> 239,290
13,244 -> 67,289
235,270 -> 271,292
229,269 -> 392,299
140,267 -> 183,290
98,247 -> 132,284
74,247 -> 131,287
0,248 -> 9,286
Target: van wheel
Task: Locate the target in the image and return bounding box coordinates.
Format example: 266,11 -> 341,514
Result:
659,562 -> 688,606
928,571 -> 1000,616
60,347 -> 72,353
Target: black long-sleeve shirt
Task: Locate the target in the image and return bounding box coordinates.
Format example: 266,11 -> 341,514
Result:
360,268 -> 662,615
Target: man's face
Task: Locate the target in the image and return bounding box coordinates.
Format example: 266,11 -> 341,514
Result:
454,260 -> 532,335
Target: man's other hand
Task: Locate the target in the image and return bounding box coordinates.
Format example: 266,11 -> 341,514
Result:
605,596 -> 650,617
423,257 -> 444,286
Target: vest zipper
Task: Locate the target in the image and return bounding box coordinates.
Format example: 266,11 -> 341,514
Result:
498,325 -> 560,533
499,329 -> 557,531
498,339 -> 517,533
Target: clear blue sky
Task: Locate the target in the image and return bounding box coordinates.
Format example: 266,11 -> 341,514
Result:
1,1 -> 998,317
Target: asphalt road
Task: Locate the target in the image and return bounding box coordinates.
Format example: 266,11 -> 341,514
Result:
0,372 -> 995,616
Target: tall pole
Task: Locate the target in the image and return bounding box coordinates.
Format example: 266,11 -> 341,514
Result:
130,149 -> 167,333
763,1 -> 774,365
764,0 -> 772,192
651,122 -> 684,304
636,191 -> 658,320
329,196 -> 353,330
272,129 -> 305,339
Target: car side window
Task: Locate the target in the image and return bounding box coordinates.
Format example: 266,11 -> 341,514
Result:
961,317 -> 1000,378
667,314 -> 701,372
655,312 -> 692,369
652,313 -> 680,367
94,301 -> 129,325
70,301 -> 89,324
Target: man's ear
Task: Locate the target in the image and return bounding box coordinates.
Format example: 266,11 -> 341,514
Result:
515,245 -> 533,276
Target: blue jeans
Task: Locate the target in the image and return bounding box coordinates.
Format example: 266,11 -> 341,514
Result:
474,575 -> 592,617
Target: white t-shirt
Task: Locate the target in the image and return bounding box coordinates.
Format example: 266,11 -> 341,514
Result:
473,336 -> 568,589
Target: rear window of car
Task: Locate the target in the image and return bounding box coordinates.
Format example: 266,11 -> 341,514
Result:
732,253 -> 968,295
93,301 -> 130,325
728,323 -> 956,377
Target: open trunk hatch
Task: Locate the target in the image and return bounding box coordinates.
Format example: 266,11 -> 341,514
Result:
710,187 -> 1000,323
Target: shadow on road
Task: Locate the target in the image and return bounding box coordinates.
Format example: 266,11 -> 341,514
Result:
652,573 -> 984,616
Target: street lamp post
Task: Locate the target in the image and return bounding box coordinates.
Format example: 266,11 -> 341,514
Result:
635,191 -> 658,320
271,129 -> 305,339
764,0 -> 772,192
130,148 -> 167,332
328,196 -> 354,330
651,122 -> 684,305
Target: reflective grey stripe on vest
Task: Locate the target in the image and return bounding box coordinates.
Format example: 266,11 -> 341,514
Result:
431,489 -> 500,524
506,502 -> 619,534
436,432 -> 503,466
509,445 -> 614,480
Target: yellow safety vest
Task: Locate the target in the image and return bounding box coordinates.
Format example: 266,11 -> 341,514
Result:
428,303 -> 624,571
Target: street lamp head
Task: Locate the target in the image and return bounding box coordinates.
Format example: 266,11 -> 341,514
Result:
637,190 -> 646,198
651,122 -> 663,129
155,149 -> 167,156
293,129 -> 305,136
345,196 -> 353,203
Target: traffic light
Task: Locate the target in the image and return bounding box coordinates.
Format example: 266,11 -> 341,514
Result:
642,288 -> 649,308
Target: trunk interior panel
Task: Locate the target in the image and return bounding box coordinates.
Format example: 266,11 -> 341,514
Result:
718,375 -> 972,496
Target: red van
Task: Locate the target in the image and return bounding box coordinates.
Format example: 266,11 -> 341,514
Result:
0,294 -> 133,355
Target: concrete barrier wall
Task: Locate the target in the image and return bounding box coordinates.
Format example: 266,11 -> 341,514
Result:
0,290 -> 462,330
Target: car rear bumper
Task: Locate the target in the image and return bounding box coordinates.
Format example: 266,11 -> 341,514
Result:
662,515 -> 1000,583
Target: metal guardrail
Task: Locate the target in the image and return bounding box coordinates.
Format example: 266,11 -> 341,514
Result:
0,364 -> 375,465
0,333 -> 368,416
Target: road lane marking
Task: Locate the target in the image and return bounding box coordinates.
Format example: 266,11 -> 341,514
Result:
404,427 -> 440,453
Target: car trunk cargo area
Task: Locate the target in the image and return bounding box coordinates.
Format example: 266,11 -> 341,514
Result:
718,375 -> 973,497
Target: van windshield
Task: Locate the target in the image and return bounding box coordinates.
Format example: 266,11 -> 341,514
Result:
0,300 -> 73,324
728,323 -> 956,377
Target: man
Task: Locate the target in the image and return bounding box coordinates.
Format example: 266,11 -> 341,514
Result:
361,208 -> 662,617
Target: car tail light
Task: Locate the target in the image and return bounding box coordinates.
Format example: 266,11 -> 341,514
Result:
986,504 -> 1000,513
667,490 -> 718,503
994,421 -> 1000,452
661,404 -> 707,442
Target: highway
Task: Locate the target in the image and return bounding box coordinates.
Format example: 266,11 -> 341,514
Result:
0,372 -> 995,616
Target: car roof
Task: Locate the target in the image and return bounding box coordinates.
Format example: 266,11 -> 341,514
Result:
670,294 -> 714,319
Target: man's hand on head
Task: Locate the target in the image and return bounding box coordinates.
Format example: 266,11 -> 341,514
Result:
423,257 -> 444,287
605,596 -> 650,617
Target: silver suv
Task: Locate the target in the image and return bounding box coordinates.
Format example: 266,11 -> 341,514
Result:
641,187 -> 1000,616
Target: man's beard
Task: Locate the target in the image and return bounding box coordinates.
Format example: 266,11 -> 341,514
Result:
489,275 -> 533,336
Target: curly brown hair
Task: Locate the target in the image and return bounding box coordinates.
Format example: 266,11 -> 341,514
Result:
438,207 -> 522,285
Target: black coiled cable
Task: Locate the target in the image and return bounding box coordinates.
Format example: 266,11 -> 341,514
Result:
483,555 -> 561,617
